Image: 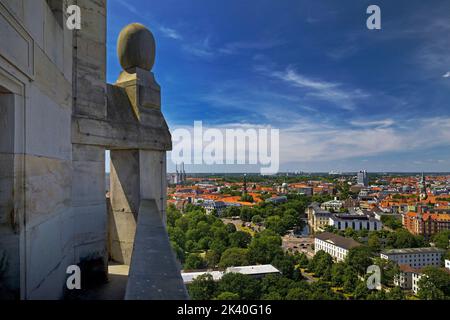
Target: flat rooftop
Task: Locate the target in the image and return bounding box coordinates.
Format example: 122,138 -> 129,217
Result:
181,265 -> 281,284
381,247 -> 445,255
226,265 -> 281,275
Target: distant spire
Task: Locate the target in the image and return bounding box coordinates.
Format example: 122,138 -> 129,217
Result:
181,162 -> 186,183
243,174 -> 247,194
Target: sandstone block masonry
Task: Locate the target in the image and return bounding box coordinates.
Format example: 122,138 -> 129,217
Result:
0,0 -> 183,300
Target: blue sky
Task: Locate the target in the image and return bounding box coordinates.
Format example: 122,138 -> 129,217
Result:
106,0 -> 450,173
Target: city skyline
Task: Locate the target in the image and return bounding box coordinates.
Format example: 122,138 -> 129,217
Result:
107,0 -> 450,173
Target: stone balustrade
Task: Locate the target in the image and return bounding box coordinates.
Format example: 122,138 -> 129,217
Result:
125,199 -> 188,300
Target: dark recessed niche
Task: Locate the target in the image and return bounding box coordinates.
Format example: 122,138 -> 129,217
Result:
45,0 -> 64,29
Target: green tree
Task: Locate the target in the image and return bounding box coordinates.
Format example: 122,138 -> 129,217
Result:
367,289 -> 387,300
251,215 -> 263,224
265,215 -> 287,235
308,250 -> 333,280
387,286 -> 405,300
247,230 -> 283,264
381,215 -> 402,230
260,274 -> 295,298
432,230 -> 450,250
296,253 -> 310,268
417,266 -> 450,300
215,292 -> 240,300
166,204 -> 182,227
367,233 -> 381,251
272,254 -> 299,280
343,267 -> 358,293
188,274 -> 217,300
229,231 -> 252,248
286,286 -> 310,300
218,248 -> 249,268
225,223 -> 237,234
331,263 -> 347,287
240,194 -> 255,203
170,241 -> 185,263
353,281 -> 370,300
240,207 -> 254,222
184,253 -> 206,270
217,273 -> 260,300
346,246 -> 374,275
261,292 -> 283,300
205,250 -> 221,268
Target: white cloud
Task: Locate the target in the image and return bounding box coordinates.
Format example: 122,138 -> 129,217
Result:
114,0 -> 139,15
279,116 -> 450,163
159,26 -> 182,40
182,37 -> 215,58
269,66 -> 370,110
168,116 -> 450,167
443,72 -> 450,78
218,39 -> 284,55
349,119 -> 395,128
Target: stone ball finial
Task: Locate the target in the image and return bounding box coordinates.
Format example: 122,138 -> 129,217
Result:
117,23 -> 156,73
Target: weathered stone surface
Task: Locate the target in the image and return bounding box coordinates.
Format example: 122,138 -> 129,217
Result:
117,23 -> 155,73
139,151 -> 167,220
0,1 -> 35,78
73,0 -> 107,119
43,3 -> 64,72
71,84 -> 171,151
1,2 -> 183,300
25,155 -> 71,229
72,160 -> 105,207
109,210 -> 137,265
125,200 -> 188,300
26,209 -> 73,299
34,45 -> 72,109
26,85 -> 72,161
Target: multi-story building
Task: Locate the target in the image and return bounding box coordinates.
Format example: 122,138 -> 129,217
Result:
320,198 -> 344,212
329,214 -> 383,231
266,196 -> 288,204
314,232 -> 361,262
357,170 -> 368,187
201,200 -> 226,215
307,203 -> 332,233
380,247 -> 445,269
295,186 -> 313,196
395,264 -> 415,290
403,211 -> 450,238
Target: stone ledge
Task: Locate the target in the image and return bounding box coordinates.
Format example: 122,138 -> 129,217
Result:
125,199 -> 188,300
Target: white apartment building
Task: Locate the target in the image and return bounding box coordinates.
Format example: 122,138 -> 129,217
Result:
320,198 -> 344,211
380,247 -> 445,269
201,200 -> 226,215
314,232 -> 361,262
329,214 -> 383,231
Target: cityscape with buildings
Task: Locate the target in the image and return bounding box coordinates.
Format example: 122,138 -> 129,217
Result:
166,171 -> 450,300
